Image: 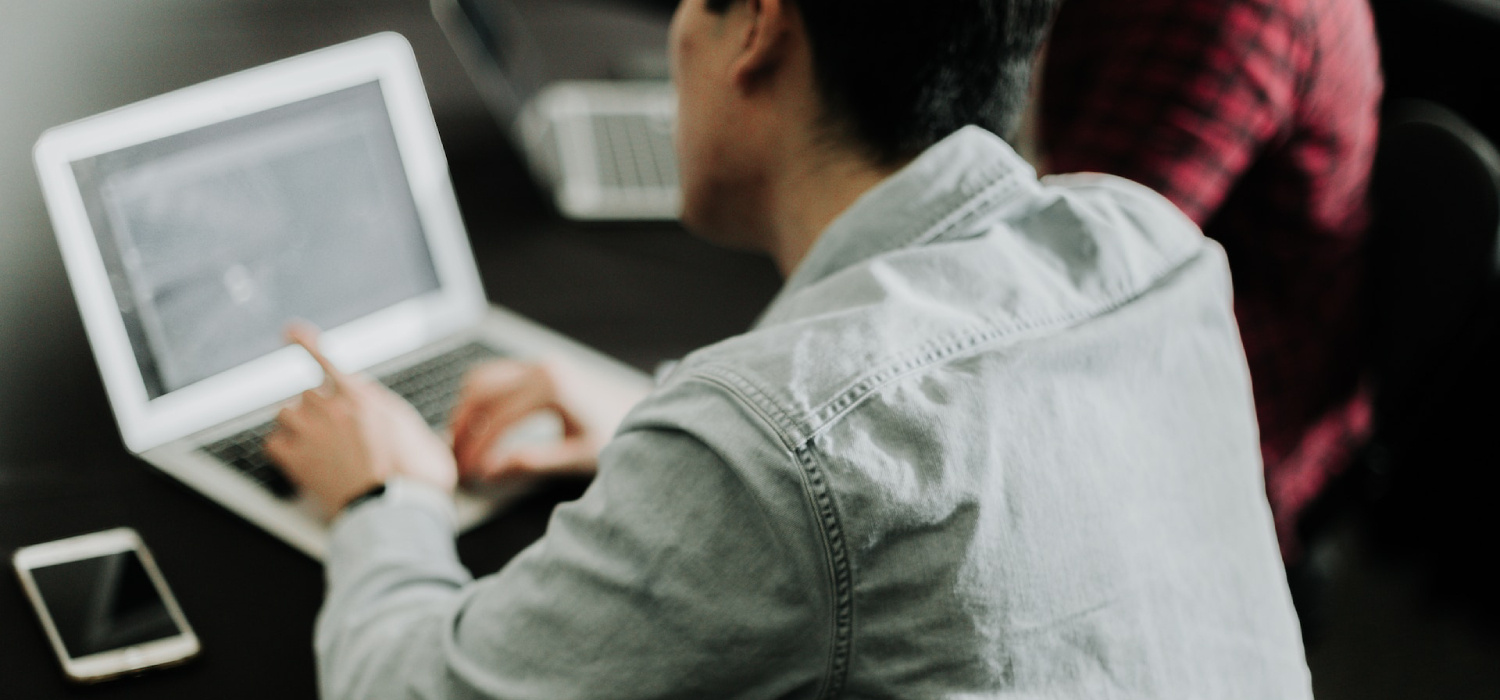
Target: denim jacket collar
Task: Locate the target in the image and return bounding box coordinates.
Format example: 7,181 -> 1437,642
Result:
768,126 -> 1041,319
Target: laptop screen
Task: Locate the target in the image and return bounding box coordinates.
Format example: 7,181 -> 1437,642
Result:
68,81 -> 441,399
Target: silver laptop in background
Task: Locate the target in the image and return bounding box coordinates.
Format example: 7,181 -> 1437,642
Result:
33,33 -> 651,559
432,0 -> 681,220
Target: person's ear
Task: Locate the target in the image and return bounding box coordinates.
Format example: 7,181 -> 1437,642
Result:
728,0 -> 796,92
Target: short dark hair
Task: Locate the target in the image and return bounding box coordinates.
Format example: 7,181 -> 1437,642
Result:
705,0 -> 1056,164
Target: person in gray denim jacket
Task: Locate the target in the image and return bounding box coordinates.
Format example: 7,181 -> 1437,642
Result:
267,0 -> 1314,697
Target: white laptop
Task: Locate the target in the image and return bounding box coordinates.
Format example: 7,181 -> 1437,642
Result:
432,0 -> 680,220
33,33 -> 650,560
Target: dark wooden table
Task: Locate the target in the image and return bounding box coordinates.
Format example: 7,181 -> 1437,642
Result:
0,134 -> 782,699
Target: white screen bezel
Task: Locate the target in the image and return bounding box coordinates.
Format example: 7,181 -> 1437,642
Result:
12,528 -> 201,682
33,32 -> 486,453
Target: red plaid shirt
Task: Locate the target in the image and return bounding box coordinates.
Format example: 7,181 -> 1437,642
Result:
1040,0 -> 1383,558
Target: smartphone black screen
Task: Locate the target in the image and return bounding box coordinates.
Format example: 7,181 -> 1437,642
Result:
28,551 -> 183,658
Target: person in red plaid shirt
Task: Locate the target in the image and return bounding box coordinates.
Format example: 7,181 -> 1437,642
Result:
1038,0 -> 1384,564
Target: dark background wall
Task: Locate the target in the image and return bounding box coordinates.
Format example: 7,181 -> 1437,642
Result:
1370,0 -> 1500,144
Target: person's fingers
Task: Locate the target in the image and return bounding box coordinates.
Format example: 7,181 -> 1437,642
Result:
472,436 -> 597,482
455,385 -> 558,469
263,428 -> 296,471
456,406 -> 519,471
376,390 -> 428,430
448,391 -> 490,445
449,362 -> 533,437
452,374 -> 555,466
451,394 -> 517,453
286,323 -> 350,392
275,404 -> 308,435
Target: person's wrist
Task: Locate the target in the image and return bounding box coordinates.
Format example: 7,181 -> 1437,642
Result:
373,477 -> 459,529
340,481 -> 388,515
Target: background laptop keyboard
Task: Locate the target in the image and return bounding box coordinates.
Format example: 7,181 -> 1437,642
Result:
202,342 -> 501,497
592,113 -> 677,190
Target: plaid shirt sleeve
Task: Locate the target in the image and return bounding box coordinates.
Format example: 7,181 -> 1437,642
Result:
1040,0 -> 1385,561
1039,0 -> 1309,225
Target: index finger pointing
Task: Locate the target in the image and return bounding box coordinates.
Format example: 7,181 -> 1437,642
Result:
286,323 -> 347,389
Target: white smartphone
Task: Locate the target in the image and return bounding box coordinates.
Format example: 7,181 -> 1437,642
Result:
12,527 -> 201,683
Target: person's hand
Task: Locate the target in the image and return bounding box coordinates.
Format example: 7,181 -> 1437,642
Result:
449,360 -> 607,483
265,325 -> 457,517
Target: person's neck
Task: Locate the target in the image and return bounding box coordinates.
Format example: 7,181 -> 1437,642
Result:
763,141 -> 907,276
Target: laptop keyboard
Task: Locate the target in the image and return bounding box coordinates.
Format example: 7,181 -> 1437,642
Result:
383,343 -> 503,426
592,113 -> 678,190
201,342 -> 502,498
204,421 -> 289,497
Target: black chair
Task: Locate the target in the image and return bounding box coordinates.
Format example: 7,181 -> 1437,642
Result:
1368,99 -> 1500,428
1359,98 -> 1500,626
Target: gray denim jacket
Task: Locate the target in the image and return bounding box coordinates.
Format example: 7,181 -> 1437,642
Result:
318,126 -> 1312,699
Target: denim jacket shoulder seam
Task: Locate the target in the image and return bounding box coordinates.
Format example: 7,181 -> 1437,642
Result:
801,244 -> 1206,437
680,241 -> 1202,442
669,368 -> 853,699
688,366 -> 806,448
793,444 -> 854,700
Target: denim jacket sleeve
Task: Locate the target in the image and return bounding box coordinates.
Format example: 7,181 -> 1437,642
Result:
316,424 -> 830,700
